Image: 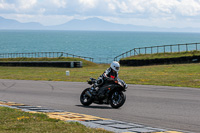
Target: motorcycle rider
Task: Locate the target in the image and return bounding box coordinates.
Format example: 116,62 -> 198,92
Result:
94,61 -> 120,97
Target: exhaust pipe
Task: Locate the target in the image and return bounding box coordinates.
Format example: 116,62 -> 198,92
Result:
85,90 -> 92,97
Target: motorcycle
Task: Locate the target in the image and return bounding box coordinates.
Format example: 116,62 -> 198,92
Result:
80,77 -> 128,108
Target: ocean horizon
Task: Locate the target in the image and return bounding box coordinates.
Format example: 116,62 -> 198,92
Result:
0,30 -> 200,63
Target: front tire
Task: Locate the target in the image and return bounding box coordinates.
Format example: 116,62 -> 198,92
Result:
80,88 -> 93,106
110,91 -> 126,109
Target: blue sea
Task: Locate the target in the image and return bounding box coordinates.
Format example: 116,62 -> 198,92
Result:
0,30 -> 200,63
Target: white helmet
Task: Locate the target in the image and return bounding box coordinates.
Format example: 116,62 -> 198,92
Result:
110,61 -> 120,72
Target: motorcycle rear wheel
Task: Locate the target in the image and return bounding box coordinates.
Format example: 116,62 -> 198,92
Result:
80,88 -> 93,106
110,91 -> 126,109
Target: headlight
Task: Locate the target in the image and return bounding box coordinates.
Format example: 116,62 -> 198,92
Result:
118,82 -> 123,87
125,84 -> 128,89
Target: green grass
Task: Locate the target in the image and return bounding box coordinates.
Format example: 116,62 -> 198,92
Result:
0,107 -> 112,133
120,64 -> 200,88
0,57 -> 97,67
0,63 -> 200,88
122,50 -> 200,60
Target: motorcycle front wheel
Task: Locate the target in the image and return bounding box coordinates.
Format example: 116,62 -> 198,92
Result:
80,88 -> 93,106
110,91 -> 126,109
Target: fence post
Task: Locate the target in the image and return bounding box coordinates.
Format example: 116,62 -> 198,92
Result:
139,48 -> 141,54
164,46 -> 165,53
134,48 -> 139,55
134,49 -> 135,56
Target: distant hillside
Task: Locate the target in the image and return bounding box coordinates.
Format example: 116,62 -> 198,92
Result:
0,16 -> 200,32
0,16 -> 44,30
51,17 -> 159,31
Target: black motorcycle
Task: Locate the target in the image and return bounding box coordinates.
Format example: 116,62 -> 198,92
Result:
80,78 -> 127,108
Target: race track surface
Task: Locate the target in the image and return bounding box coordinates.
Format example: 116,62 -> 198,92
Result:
0,79 -> 199,132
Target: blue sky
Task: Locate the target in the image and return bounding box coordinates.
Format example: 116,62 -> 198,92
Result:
0,0 -> 200,28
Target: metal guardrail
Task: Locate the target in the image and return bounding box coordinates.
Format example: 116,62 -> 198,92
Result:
114,42 -> 200,61
0,52 -> 94,62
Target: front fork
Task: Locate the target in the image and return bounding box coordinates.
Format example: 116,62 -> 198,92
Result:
86,86 -> 96,97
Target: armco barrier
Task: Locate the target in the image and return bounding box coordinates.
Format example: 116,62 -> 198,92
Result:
0,61 -> 82,68
120,56 -> 200,66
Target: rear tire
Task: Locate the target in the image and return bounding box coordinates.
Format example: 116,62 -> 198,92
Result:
110,91 -> 126,109
80,88 -> 93,106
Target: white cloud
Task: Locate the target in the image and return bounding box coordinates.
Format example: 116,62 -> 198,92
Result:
108,3 -> 115,11
1,0 -> 200,17
176,0 -> 200,16
79,0 -> 97,8
0,0 -> 15,11
104,0 -> 200,17
17,0 -> 37,9
0,0 -> 200,28
51,0 -> 67,8
0,0 -> 37,13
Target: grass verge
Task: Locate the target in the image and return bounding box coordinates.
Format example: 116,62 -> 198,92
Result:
122,50 -> 200,60
0,106 -> 112,133
0,63 -> 200,88
0,57 -> 97,67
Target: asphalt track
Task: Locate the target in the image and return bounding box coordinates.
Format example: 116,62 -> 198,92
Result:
0,79 -> 200,133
